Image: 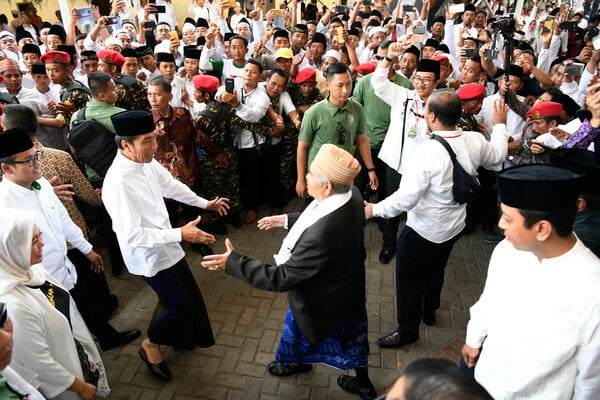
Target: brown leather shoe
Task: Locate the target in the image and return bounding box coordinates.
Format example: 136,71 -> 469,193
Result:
244,210 -> 258,224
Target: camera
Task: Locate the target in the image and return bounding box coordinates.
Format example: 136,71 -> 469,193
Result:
106,16 -> 118,25
491,15 -> 516,36
335,5 -> 348,14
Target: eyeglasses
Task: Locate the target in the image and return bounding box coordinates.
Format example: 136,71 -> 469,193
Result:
338,124 -> 347,145
413,76 -> 435,85
0,303 -> 7,329
11,150 -> 44,167
373,55 -> 385,61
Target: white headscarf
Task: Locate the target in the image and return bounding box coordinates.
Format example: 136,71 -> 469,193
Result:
0,209 -> 46,296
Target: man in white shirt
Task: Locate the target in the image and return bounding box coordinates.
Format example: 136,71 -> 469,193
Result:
478,64 -> 527,243
0,127 -> 141,351
102,110 -> 228,381
216,59 -> 270,224
462,164 -> 600,399
370,45 -> 436,265
365,89 -> 508,348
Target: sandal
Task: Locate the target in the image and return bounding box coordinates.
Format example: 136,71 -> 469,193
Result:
267,361 -> 312,376
337,375 -> 377,400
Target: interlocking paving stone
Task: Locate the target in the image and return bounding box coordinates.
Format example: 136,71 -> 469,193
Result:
97,197 -> 495,399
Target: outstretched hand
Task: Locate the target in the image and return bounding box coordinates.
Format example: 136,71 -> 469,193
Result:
181,216 -> 216,244
257,215 -> 285,230
364,201 -> 374,220
206,196 -> 230,216
201,238 -> 234,270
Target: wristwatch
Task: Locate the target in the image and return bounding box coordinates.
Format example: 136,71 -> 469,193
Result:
385,56 -> 395,63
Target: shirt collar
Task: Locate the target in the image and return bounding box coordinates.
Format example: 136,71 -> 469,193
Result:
1,176 -> 34,198
116,150 -> 145,169
324,97 -> 350,116
153,106 -> 178,123
431,129 -> 462,138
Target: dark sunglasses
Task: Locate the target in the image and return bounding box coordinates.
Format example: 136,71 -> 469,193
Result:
0,303 -> 7,328
338,124 -> 347,145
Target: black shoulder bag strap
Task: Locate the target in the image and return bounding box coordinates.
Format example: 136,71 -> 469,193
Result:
76,107 -> 87,123
430,134 -> 457,162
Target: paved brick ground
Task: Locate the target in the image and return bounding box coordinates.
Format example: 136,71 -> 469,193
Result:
96,198 -> 496,399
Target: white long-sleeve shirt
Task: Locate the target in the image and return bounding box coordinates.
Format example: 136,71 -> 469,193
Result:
0,177 -> 92,290
466,238 -> 600,399
479,92 -> 526,148
371,64 -> 428,174
372,126 -> 508,243
102,151 -> 208,277
216,78 -> 270,149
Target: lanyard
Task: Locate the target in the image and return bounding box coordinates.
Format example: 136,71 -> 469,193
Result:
411,100 -> 424,125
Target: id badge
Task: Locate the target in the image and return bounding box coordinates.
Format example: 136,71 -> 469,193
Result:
408,126 -> 417,139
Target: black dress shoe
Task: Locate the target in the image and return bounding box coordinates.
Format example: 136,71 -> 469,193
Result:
378,248 -> 394,264
422,312 -> 435,326
191,243 -> 213,256
139,348 -> 172,381
99,329 -> 142,351
267,361 -> 312,376
337,375 -> 377,400
377,331 -> 418,348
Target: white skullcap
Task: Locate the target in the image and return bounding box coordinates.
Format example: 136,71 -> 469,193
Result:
104,37 -> 123,48
324,49 -> 341,62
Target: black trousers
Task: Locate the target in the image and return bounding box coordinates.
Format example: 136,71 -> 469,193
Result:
354,147 -> 386,201
395,226 -> 457,334
237,147 -> 261,212
142,258 -> 215,349
96,205 -> 126,273
261,143 -> 284,208
476,167 -> 500,233
381,165 -> 402,251
67,248 -> 120,342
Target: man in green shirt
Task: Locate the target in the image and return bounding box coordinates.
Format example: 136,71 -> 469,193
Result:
69,72 -> 125,186
296,63 -> 378,198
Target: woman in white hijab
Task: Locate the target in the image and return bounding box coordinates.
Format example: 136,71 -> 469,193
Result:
0,209 -> 110,400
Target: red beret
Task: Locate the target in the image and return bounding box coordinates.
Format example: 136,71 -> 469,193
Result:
40,50 -> 70,64
296,67 -> 316,84
192,74 -> 220,92
431,55 -> 449,63
457,83 -> 485,101
98,49 -> 126,67
356,63 -> 376,75
527,101 -> 563,119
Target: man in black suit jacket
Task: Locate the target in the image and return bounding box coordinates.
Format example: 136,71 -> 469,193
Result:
202,144 -> 377,400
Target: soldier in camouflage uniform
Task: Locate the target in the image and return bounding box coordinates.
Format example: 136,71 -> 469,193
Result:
193,75 -> 275,231
97,49 -> 150,110
282,68 -> 323,198
41,50 -> 90,125
456,83 -> 488,235
456,83 -> 486,133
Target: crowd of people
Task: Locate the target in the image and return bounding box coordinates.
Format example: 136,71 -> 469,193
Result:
0,0 -> 599,399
